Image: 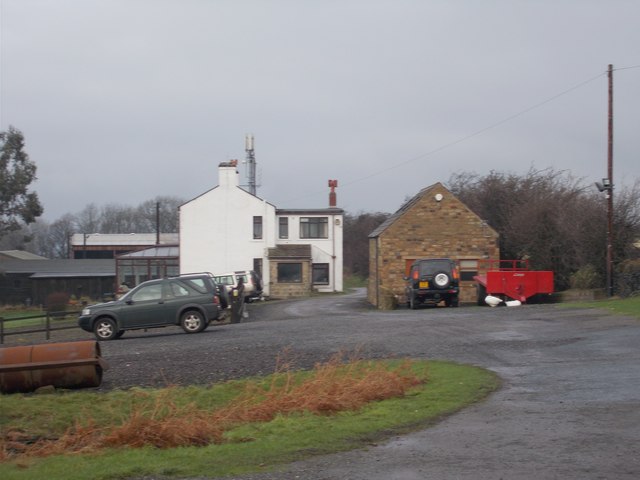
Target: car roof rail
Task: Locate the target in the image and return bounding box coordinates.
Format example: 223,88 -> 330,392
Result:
168,272 -> 215,278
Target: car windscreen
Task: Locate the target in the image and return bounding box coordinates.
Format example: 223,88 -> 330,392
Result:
418,260 -> 451,276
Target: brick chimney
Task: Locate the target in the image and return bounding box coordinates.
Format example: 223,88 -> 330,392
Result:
328,179 -> 338,207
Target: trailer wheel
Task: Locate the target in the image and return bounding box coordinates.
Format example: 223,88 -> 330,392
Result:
477,284 -> 487,306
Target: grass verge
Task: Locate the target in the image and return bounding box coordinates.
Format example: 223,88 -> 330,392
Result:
343,274 -> 367,290
564,295 -> 640,319
0,359 -> 499,480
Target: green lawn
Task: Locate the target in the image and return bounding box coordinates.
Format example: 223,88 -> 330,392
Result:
566,295 -> 640,319
0,359 -> 499,480
0,309 -> 80,330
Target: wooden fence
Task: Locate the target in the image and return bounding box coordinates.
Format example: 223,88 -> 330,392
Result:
0,311 -> 82,344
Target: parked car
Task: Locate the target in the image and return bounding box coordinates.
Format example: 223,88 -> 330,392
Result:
213,270 -> 263,302
78,273 -> 222,340
404,258 -> 460,308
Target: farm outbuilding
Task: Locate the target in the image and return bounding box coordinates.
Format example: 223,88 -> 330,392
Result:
0,259 -> 115,306
368,183 -> 500,308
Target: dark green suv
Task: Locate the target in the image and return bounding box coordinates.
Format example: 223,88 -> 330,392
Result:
405,258 -> 460,308
78,274 -> 222,340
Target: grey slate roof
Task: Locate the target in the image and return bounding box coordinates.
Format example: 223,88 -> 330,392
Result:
268,244 -> 312,258
0,250 -> 48,260
0,259 -> 115,278
118,245 -> 180,258
276,208 -> 344,215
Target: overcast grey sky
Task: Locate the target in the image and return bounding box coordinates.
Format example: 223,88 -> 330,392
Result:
1,0 -> 638,222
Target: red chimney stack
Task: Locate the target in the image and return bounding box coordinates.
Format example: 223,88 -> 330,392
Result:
328,179 -> 338,207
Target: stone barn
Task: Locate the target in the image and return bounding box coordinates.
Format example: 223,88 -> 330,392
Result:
368,182 -> 499,308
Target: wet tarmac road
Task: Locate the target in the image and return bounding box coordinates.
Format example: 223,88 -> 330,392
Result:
220,290 -> 640,480
64,288 -> 640,479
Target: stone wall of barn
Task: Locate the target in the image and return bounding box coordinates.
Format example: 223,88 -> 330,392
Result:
368,183 -> 499,308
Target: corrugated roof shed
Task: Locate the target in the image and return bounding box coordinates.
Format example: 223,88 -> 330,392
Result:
0,250 -> 48,260
118,245 -> 180,258
69,233 -> 179,246
0,259 -> 115,278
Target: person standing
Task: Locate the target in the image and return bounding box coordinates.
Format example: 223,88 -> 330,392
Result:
230,276 -> 246,323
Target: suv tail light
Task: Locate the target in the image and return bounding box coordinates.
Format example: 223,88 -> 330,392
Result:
213,295 -> 220,305
452,268 -> 460,281
412,270 -> 419,280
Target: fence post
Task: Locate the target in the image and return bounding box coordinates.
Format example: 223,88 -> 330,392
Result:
46,312 -> 51,340
0,317 -> 4,344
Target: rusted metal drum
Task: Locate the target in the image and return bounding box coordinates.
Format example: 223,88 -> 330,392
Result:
0,341 -> 109,394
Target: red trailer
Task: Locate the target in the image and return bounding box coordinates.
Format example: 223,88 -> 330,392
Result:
473,260 -> 554,305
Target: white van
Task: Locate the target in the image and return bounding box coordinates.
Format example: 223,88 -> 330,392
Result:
214,270 -> 263,302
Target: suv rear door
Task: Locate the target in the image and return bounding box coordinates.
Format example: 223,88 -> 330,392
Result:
418,259 -> 452,277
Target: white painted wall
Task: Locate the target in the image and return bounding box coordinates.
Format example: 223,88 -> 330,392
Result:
180,164 -> 343,296
275,213 -> 343,293
179,165 -> 276,292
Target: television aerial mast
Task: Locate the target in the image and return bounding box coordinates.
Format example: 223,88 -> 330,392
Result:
244,134 -> 257,195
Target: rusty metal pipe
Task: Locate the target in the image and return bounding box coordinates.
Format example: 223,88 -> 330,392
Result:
0,341 -> 109,394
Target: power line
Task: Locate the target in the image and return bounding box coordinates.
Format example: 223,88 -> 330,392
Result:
341,70 -> 607,188
614,64 -> 640,71
284,68 -> 611,204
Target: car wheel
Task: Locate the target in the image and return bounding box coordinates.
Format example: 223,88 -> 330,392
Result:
409,293 -> 418,310
94,318 -> 118,341
434,272 -> 451,288
180,310 -> 206,333
446,295 -> 459,307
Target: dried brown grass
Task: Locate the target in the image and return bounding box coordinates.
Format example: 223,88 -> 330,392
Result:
0,352 -> 426,460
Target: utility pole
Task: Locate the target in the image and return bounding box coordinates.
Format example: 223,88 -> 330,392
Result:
606,64 -> 614,297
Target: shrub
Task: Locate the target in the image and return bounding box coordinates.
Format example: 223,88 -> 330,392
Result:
570,264 -> 602,290
617,260 -> 640,298
46,291 -> 70,313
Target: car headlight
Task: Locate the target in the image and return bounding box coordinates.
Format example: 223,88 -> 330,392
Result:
82,308 -> 91,316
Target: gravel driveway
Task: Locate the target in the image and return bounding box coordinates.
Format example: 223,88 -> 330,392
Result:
14,288 -> 640,479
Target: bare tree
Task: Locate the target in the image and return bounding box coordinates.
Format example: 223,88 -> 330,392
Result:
449,168 -> 640,290
344,211 -> 390,277
75,203 -> 101,235
135,196 -> 183,233
47,214 -> 76,258
100,204 -> 139,233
